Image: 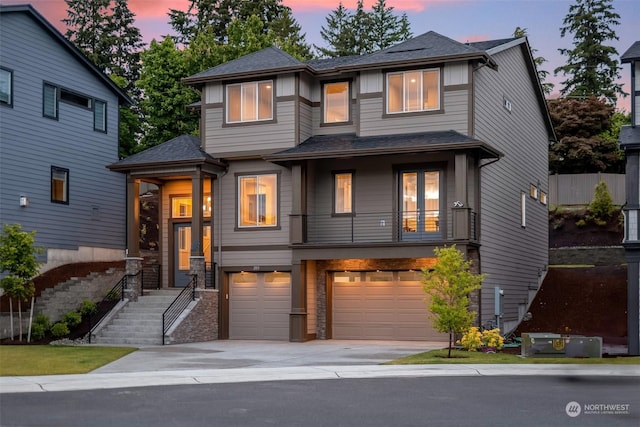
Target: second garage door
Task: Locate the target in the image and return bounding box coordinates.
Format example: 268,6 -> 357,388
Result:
333,270 -> 446,341
229,272 -> 290,340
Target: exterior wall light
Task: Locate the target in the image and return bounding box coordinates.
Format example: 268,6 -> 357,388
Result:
19,196 -> 28,207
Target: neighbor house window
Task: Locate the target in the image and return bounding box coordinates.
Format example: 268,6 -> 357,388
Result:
521,192 -> 527,228
43,83 -> 58,119
387,69 -> 440,114
238,174 -> 278,227
0,67 -> 13,106
540,191 -> 548,205
226,80 -> 273,123
529,184 -> 538,199
323,82 -> 349,123
60,88 -> 91,109
334,172 -> 353,214
51,166 -> 69,204
94,99 -> 107,132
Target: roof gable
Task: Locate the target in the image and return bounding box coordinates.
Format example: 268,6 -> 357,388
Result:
0,4 -> 131,105
622,41 -> 640,63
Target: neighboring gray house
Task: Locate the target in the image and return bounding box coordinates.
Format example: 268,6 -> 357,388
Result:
0,5 -> 130,272
111,31 -> 554,342
619,40 -> 640,356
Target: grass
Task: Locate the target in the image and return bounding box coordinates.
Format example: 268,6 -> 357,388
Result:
0,346 -> 137,376
386,349 -> 640,365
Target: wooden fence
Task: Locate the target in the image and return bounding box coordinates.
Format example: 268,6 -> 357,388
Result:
548,173 -> 625,206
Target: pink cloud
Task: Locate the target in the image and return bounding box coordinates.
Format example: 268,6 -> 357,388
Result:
129,0 -> 190,18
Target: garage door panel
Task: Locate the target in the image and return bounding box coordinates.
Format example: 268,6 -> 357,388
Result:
333,272 -> 446,341
230,272 -> 291,340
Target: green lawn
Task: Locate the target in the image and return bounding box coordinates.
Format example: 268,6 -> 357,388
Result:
386,349 -> 640,365
0,346 -> 137,376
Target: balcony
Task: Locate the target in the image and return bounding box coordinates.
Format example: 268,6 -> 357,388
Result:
294,210 -> 477,244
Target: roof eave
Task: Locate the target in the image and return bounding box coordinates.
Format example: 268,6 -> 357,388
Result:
108,157 -> 227,173
183,65 -> 313,86
335,52 -> 492,73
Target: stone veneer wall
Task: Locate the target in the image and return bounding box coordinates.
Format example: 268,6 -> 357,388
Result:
168,289 -> 219,344
314,257 -> 437,339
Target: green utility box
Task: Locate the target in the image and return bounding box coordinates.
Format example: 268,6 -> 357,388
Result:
521,333 -> 602,358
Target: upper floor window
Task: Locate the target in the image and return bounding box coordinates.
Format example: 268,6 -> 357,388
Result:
387,69 -> 440,114
51,166 -> 69,204
0,67 -> 13,107
94,99 -> 107,132
43,83 -> 58,119
238,173 -> 278,228
323,82 -> 349,123
334,172 -> 354,214
227,80 -> 273,123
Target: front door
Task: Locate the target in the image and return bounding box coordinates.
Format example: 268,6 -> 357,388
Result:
173,223 -> 211,287
400,170 -> 441,240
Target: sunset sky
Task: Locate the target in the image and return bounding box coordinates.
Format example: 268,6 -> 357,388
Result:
2,0 -> 638,111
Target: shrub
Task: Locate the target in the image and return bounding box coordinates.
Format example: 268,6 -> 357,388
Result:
30,323 -> 48,341
589,181 -> 615,220
576,219 -> 587,228
62,310 -> 82,328
79,300 -> 97,317
50,322 -> 70,338
481,328 -> 504,350
34,313 -> 50,330
458,327 -> 483,351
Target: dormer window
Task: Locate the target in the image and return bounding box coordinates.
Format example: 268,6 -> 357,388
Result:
386,69 -> 440,114
323,81 -> 350,123
226,80 -> 273,123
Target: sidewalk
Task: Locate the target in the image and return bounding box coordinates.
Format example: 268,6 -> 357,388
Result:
2,340 -> 639,393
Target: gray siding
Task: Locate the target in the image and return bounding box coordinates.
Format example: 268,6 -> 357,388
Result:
473,45 -> 550,329
0,13 -> 125,257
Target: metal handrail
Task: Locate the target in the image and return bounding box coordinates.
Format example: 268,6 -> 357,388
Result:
87,275 -> 127,343
162,275 -> 197,345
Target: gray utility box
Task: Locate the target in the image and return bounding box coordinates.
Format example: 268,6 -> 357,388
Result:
521,333 -> 602,358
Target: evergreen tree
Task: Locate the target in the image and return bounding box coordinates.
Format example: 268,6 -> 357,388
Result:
317,0 -> 413,57
369,0 -> 412,51
513,27 -> 554,95
554,0 -> 626,104
137,37 -> 199,150
316,3 -> 355,58
63,0 -> 112,73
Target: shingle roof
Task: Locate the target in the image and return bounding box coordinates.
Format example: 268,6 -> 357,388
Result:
0,5 -> 131,105
184,46 -> 307,83
622,41 -> 640,63
108,135 -> 224,170
467,38 -> 518,51
619,126 -> 640,148
264,131 -> 502,163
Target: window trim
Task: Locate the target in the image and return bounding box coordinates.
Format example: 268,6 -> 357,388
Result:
540,191 -> 548,206
93,99 -> 107,132
521,192 -> 527,228
235,171 -> 280,230
225,80 -> 274,124
529,184 -> 538,200
385,68 -> 441,115
322,81 -> 351,125
332,170 -> 355,216
0,67 -> 13,107
397,165 -> 445,239
51,166 -> 69,205
43,82 -> 59,119
60,88 -> 92,110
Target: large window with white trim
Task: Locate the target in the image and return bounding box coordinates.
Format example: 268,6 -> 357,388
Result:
387,69 -> 440,114
226,80 -> 273,123
238,173 -> 278,227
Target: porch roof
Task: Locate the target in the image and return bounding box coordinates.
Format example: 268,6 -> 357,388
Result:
107,135 -> 226,174
620,126 -> 640,149
263,130 -> 503,163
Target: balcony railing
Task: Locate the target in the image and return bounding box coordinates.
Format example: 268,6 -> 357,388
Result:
299,210 -> 476,244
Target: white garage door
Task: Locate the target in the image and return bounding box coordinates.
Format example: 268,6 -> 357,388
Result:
230,272 -> 290,340
333,271 -> 446,341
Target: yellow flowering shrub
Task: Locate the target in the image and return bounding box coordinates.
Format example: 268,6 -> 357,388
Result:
458,327 -> 483,351
481,328 -> 504,350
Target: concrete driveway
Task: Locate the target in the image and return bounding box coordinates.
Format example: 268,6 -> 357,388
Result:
92,340 -> 445,373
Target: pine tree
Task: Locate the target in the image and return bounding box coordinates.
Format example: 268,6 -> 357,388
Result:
513,27 -> 554,95
554,0 -> 626,104
63,0 -> 112,73
316,3 -> 355,58
351,0 -> 371,55
369,0 -> 412,51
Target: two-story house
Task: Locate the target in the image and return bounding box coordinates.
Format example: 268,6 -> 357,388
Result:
620,40 -> 640,356
0,5 -> 130,273
111,31 -> 554,343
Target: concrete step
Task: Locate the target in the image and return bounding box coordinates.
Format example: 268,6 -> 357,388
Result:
93,336 -> 162,346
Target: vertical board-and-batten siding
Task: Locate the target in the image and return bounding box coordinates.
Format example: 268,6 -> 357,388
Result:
0,12 -> 125,256
473,44 -> 549,328
203,75 -> 297,156
357,63 -> 469,137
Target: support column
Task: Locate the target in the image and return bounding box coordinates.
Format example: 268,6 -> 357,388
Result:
190,256 -> 206,290
126,176 -> 140,258
289,260 -> 307,342
191,170 -> 203,257
453,153 -> 470,240
125,256 -> 143,301
290,163 -> 305,244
